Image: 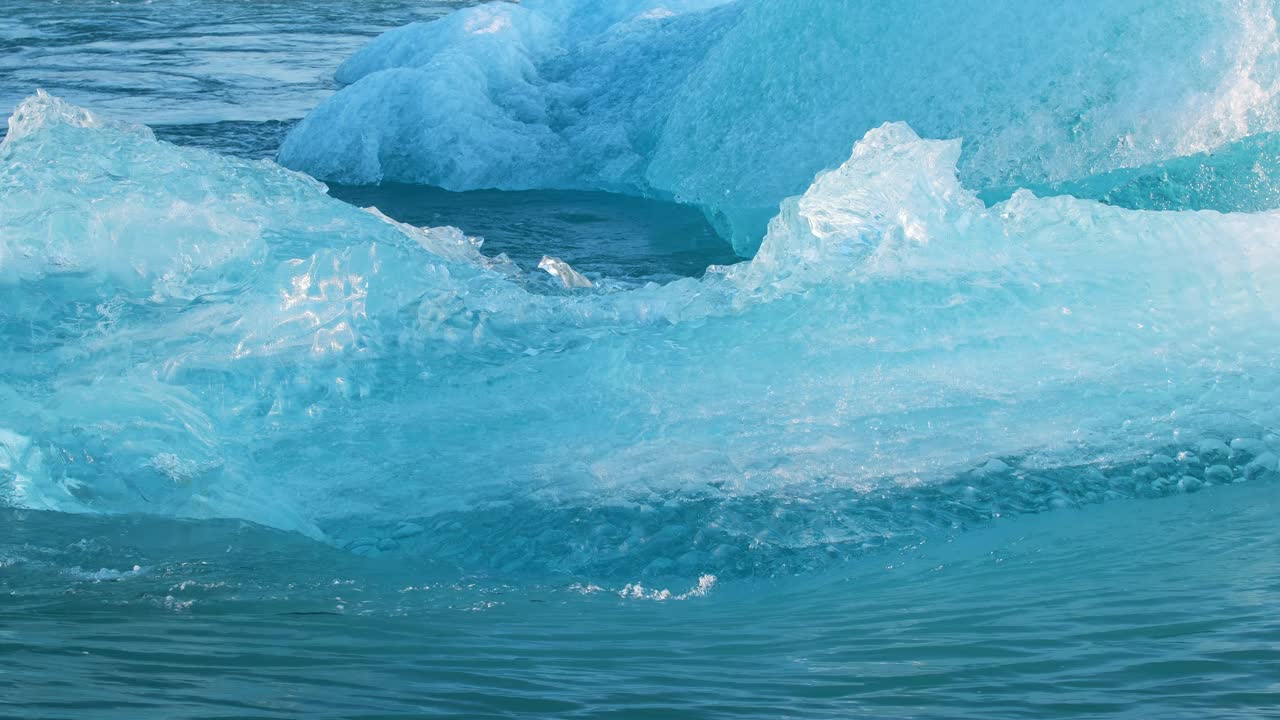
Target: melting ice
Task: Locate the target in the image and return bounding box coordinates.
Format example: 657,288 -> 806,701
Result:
279,0 -> 1280,252
6,2 -> 1280,715
5,82 -> 1280,580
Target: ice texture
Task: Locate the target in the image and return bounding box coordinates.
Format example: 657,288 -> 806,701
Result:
279,0 -> 1280,253
278,1 -> 738,194
7,95 -> 1280,577
981,131 -> 1280,213
538,256 -> 593,288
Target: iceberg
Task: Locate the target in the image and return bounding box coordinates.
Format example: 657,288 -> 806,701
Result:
279,0 -> 1280,254
277,1 -> 740,195
6,93 -> 1280,578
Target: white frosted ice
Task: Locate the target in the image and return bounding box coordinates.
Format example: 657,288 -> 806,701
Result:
538,255 -> 593,288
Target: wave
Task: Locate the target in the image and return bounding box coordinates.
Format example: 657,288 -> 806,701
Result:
5,92 -> 1280,580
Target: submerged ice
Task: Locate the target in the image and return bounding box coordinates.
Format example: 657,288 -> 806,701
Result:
278,0 -> 1280,253
6,88 -> 1280,578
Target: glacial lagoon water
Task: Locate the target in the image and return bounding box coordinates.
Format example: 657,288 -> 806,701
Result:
3,1 -> 1280,718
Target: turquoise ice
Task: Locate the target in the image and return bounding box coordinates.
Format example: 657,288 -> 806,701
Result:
6,91 -> 1280,579
279,0 -> 1280,252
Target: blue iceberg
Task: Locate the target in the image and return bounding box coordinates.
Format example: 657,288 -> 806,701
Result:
6,90 -> 1280,579
278,0 -> 1280,253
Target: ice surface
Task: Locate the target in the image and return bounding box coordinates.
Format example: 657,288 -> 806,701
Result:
538,256 -> 593,288
279,0 -> 1280,253
981,131 -> 1280,213
277,0 -> 738,194
6,94 -> 1280,577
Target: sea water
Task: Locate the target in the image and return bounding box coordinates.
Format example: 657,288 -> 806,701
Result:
2,1 -> 1279,718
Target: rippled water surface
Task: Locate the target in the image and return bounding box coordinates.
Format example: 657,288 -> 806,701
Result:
0,0 -> 474,124
3,1 -> 1280,718
4,481 -> 1277,718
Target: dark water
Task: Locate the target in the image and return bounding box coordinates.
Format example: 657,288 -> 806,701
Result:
0,0 -> 474,125
329,183 -> 737,280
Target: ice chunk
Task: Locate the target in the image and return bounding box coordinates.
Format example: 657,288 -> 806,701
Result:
280,0 -> 1280,254
278,0 -> 738,193
8,95 -> 1280,579
2,88 -> 153,148
538,255 -> 593,288
0,429 -> 53,510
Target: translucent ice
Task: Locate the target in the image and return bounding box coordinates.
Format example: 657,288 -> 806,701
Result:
7,95 -> 1280,577
538,256 -> 593,288
279,0 -> 1280,253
